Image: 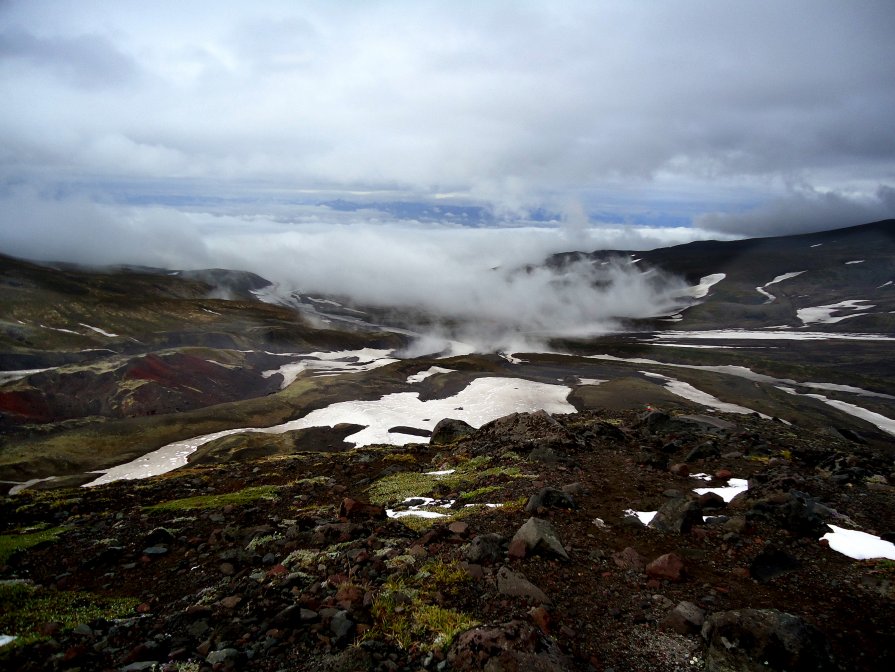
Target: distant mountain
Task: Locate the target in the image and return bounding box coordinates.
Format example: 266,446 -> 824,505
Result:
553,219 -> 895,333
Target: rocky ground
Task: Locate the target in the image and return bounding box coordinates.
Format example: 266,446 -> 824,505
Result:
2,406 -> 893,671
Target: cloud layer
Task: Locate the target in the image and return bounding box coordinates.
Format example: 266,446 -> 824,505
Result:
1,1 -> 893,234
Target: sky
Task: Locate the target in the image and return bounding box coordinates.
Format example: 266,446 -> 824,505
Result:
1,1 -> 894,341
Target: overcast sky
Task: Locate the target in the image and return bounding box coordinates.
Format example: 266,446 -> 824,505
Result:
1,0 -> 894,274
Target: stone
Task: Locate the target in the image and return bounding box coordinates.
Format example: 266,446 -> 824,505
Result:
338,497 -> 386,521
702,609 -> 835,671
645,553 -> 685,582
511,517 -> 569,560
669,463 -> 690,477
206,648 -> 240,666
219,562 -> 235,576
448,521 -> 469,536
219,595 -> 242,609
749,547 -> 801,583
141,545 -> 168,556
649,497 -> 703,534
430,418 -> 476,445
660,601 -> 705,635
612,547 -> 646,571
507,538 -> 528,559
497,566 -> 550,604
446,620 -> 573,671
330,610 -> 355,644
525,487 -> 576,513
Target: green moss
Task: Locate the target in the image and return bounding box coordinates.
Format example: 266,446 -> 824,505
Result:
0,582 -> 139,647
367,561 -> 477,652
458,485 -> 501,501
366,457 -> 523,506
0,526 -> 65,565
145,485 -> 281,511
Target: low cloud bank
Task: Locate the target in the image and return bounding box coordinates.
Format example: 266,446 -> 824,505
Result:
0,192 -> 703,352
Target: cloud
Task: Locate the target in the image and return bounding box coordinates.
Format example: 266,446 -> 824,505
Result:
695,184 -> 895,237
0,27 -> 139,89
0,1 -> 893,220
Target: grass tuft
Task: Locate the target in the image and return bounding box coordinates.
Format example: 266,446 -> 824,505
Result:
145,485 -> 280,511
0,526 -> 65,565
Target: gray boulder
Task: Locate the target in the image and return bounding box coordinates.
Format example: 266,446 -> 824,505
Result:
512,517 -> 569,560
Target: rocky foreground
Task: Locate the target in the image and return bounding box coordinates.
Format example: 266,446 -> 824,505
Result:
1,407 -> 894,671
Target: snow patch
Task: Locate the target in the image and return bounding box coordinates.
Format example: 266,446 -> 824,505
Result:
651,329 -> 893,341
263,348 -> 397,388
687,273 -> 725,299
84,377 -> 573,486
640,371 -> 765,416
822,525 -> 895,560
776,387 -> 895,436
79,323 -> 119,338
755,271 -> 805,303
845,260 -> 865,265
797,300 -> 875,326
406,366 -> 454,384
624,509 -> 657,526
0,635 -> 16,648
694,478 -> 749,503
0,367 -> 53,385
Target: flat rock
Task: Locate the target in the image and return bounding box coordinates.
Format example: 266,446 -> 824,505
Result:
660,601 -> 705,635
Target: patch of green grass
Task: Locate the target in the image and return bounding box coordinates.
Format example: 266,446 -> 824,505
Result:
366,457 -> 523,506
145,485 -> 281,512
458,485 -> 501,501
367,561 -> 477,651
0,582 -> 139,647
0,526 -> 65,565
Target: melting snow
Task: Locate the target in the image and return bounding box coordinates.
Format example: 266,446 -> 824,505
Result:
651,329 -> 893,341
0,368 -> 53,385
810,243 -> 823,248
845,260 -> 865,265
694,478 -> 749,503
776,387 -> 895,436
797,300 -> 875,326
624,509 -> 657,526
84,377 -> 573,486
641,371 -> 764,416
878,281 -> 893,288
406,367 -> 454,384
263,348 -> 397,388
79,323 -> 119,338
687,273 -> 726,299
0,635 -> 16,648
822,525 -> 895,560
755,271 -> 805,303
39,324 -> 80,335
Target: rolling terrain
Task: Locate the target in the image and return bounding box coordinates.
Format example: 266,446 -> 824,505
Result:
1,220 -> 893,671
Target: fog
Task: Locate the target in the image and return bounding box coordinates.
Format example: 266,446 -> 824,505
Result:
0,190 -> 704,352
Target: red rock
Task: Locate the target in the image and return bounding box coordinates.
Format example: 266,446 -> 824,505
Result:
715,469 -> 733,480
219,595 -> 242,609
612,546 -> 646,571
338,497 -> 386,521
669,463 -> 690,477
267,564 -> 287,577
508,538 -> 528,559
448,521 -> 470,536
645,552 -> 685,581
135,602 -> 152,614
530,606 -> 551,634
